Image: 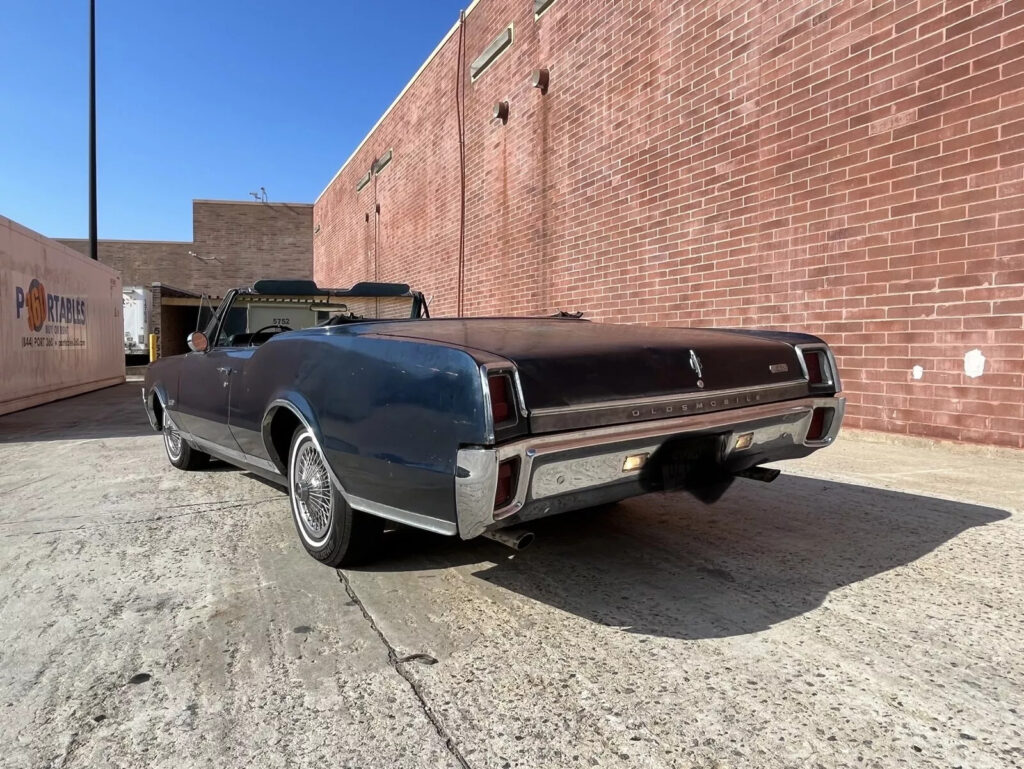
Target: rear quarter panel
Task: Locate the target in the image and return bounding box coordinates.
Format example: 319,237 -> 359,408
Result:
231,328 -> 491,526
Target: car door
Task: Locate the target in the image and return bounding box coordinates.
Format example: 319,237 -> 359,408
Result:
177,347 -> 240,451
223,347 -> 264,458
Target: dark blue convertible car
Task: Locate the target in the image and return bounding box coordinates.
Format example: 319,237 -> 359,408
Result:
144,279 -> 844,566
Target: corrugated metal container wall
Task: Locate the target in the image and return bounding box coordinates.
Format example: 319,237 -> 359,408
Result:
0,215 -> 125,416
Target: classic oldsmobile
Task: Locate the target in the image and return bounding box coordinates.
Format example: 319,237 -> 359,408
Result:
143,279 -> 844,566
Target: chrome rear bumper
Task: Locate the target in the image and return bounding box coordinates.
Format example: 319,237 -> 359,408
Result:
455,394 -> 844,539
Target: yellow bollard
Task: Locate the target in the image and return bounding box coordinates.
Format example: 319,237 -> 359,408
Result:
148,333 -> 158,363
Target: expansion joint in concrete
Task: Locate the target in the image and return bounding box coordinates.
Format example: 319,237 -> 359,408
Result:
336,569 -> 471,769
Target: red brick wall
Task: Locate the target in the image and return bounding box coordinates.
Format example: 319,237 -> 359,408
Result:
315,0 -> 1024,448
314,34 -> 464,314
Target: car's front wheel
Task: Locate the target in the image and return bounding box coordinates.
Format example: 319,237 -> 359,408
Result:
288,428 -> 382,567
163,421 -> 209,470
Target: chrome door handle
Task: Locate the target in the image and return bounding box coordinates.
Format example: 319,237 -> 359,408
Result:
216,366 -> 233,375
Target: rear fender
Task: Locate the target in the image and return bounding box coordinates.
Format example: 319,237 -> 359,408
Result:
261,392 -> 322,474
259,391 -> 459,537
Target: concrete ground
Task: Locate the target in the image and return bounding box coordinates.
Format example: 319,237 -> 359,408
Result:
0,383 -> 1021,769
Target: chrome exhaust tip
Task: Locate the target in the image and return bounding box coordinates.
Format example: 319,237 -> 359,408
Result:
482,528 -> 535,551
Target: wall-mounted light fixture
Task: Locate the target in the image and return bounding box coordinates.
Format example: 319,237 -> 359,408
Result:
364,212 -> 370,222
493,100 -> 510,124
375,203 -> 381,214
531,68 -> 549,94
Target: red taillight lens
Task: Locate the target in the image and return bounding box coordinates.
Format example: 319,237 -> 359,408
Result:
807,407 -> 831,441
488,374 -> 513,425
805,351 -> 824,384
495,458 -> 519,509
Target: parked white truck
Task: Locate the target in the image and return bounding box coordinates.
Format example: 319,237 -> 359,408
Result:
122,287 -> 147,356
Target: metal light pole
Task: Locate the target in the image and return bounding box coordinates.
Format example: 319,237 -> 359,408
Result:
88,0 -> 98,260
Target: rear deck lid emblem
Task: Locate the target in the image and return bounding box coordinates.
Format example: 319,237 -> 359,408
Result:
688,349 -> 703,379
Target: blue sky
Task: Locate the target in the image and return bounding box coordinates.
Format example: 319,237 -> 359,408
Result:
0,1 -> 466,240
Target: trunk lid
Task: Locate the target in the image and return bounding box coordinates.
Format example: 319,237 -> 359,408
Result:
367,319 -> 808,428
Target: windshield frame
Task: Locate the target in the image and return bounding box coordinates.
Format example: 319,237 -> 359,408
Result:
201,286 -> 426,351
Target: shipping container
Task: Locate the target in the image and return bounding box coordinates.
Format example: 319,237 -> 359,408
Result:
0,214 -> 125,416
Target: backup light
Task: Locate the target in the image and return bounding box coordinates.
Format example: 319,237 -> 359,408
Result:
622,453 -> 649,472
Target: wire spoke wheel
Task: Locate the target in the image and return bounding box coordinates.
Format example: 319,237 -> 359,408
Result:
286,426 -> 384,567
163,423 -> 183,461
291,439 -> 334,543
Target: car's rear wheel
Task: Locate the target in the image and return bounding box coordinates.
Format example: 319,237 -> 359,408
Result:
288,428 -> 382,567
163,421 -> 209,470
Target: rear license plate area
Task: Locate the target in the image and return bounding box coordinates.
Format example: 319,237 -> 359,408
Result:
643,433 -> 727,492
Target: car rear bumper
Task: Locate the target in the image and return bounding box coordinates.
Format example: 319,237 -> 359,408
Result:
455,394 -> 845,539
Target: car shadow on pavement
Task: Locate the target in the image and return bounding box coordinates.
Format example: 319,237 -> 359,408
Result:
0,383 -> 154,443
364,474 -> 1010,640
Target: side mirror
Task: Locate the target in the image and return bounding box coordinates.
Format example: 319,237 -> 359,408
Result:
187,331 -> 209,353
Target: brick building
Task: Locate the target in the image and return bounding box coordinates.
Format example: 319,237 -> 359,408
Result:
61,199 -> 313,355
315,0 -> 1024,448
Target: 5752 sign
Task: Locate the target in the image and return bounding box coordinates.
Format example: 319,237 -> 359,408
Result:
13,276 -> 88,350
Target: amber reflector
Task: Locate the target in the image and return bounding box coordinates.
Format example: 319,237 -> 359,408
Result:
734,432 -> 754,451
622,453 -> 649,472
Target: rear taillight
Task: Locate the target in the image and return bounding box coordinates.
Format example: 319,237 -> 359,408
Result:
804,351 -> 824,384
806,407 -> 832,441
488,374 -> 514,426
495,458 -> 519,509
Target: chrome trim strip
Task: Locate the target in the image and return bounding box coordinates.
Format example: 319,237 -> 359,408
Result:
530,380 -> 807,418
479,362 -> 528,444
264,399 -> 458,537
529,380 -> 810,432
348,494 -> 458,537
192,436 -> 281,475
794,343 -> 842,392
509,395 -> 844,456
453,395 -> 846,534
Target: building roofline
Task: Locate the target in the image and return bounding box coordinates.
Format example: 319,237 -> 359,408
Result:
151,282 -> 204,298
57,237 -> 193,245
191,199 -> 313,207
315,0 -> 482,204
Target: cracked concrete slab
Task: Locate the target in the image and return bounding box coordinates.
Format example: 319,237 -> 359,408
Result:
1,383 -> 1022,768
0,385 -> 460,769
